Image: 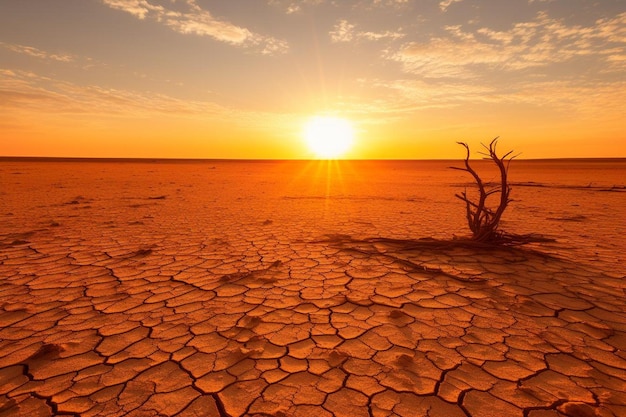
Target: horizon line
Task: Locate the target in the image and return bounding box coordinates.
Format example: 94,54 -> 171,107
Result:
1,156 -> 626,163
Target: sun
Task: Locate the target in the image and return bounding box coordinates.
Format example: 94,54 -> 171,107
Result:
304,116 -> 354,159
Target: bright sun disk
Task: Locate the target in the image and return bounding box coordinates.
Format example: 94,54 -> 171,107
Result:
304,116 -> 354,159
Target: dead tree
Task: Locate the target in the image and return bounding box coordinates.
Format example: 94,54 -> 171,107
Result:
451,138 -> 515,243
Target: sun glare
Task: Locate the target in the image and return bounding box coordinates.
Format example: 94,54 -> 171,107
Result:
304,116 -> 354,159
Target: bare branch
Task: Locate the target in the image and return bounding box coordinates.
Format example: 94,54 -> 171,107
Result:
451,138 -> 516,243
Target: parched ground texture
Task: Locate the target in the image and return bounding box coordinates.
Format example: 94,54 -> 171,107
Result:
1,160 -> 625,417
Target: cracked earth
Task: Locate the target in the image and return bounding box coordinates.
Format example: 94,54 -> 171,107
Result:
1,160 -> 625,416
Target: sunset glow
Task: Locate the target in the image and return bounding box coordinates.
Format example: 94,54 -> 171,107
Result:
1,1 -> 625,158
1,2 -> 626,413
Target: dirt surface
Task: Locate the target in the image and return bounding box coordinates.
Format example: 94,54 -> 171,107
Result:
1,160 -> 624,416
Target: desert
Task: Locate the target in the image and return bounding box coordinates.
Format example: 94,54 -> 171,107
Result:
0,158 -> 624,417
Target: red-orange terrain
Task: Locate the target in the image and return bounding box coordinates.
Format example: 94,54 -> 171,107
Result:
1,159 -> 624,416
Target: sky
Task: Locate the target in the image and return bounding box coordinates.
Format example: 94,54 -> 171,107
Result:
1,0 -> 625,159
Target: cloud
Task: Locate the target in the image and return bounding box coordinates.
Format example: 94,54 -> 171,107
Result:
359,77 -> 498,113
101,0 -> 289,54
388,12 -> 626,78
0,42 -> 75,62
0,68 -> 307,133
345,72 -> 626,133
330,19 -> 404,43
100,0 -> 164,19
330,20 -> 356,42
367,0 -> 409,7
268,0 -> 326,14
507,79 -> 626,117
439,0 -> 463,12
268,0 -> 409,14
0,68 -> 309,154
0,69 -> 227,116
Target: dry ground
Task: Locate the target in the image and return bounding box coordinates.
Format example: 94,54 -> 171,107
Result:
1,160 -> 624,416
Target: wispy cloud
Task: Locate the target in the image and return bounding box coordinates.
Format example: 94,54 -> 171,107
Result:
365,75 -> 625,118
330,19 -> 404,43
388,12 -> 626,78
269,0 -> 409,14
439,0 -> 463,12
354,78 -> 498,117
0,42 -> 75,62
100,0 -> 163,19
507,79 -> 626,119
0,68 -> 307,134
366,0 -> 410,8
268,0 -> 326,14
101,0 -> 289,54
0,69 -> 227,116
0,68 -> 312,156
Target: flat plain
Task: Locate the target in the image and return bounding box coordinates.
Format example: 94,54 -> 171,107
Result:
0,159 -> 625,417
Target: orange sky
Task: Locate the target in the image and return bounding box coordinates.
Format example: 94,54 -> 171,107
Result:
1,0 -> 625,159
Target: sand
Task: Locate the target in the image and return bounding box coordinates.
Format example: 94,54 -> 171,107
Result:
0,159 -> 624,417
